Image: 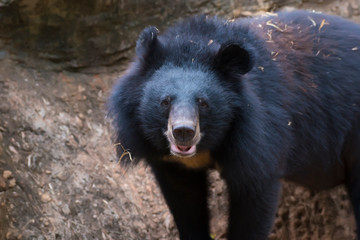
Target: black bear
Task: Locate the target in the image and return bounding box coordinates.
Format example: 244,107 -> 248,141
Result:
108,10 -> 360,240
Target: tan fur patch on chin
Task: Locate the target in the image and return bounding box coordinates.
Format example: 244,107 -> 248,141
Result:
163,151 -> 213,169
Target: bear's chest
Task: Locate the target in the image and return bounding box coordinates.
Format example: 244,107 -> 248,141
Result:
163,151 -> 214,169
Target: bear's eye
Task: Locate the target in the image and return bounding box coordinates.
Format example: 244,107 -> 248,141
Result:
161,96 -> 171,108
198,98 -> 209,108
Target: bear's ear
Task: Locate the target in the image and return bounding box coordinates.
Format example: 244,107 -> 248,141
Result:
215,43 -> 254,76
136,26 -> 160,60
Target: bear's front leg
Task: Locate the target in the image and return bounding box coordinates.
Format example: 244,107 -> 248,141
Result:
223,171 -> 281,240
149,161 -> 212,240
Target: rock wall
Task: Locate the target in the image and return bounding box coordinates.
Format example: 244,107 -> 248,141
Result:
0,0 -> 305,71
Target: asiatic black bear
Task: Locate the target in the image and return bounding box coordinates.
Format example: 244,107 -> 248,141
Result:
109,10 -> 360,240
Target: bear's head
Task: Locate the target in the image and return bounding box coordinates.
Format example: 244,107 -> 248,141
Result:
109,19 -> 256,164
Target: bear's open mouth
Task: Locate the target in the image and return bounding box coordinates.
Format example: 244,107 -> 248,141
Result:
170,143 -> 196,157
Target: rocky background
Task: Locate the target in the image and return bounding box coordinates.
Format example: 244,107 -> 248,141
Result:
0,0 -> 359,239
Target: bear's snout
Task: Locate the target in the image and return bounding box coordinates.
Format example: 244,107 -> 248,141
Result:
165,104 -> 202,157
172,125 -> 196,143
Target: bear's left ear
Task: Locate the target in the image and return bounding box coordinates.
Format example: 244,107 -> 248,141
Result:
215,43 -> 254,76
136,26 -> 161,61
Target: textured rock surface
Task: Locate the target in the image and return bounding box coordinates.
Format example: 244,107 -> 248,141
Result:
0,0 -> 308,71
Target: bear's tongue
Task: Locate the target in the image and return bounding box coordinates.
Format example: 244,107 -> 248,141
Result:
170,143 -> 196,156
177,145 -> 191,152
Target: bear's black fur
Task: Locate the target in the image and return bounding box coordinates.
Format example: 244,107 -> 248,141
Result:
109,10 -> 360,240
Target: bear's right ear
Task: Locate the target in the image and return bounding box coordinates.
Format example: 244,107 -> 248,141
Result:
215,43 -> 254,76
136,26 -> 160,61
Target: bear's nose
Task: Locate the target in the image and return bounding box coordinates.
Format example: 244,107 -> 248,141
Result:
172,125 -> 196,143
